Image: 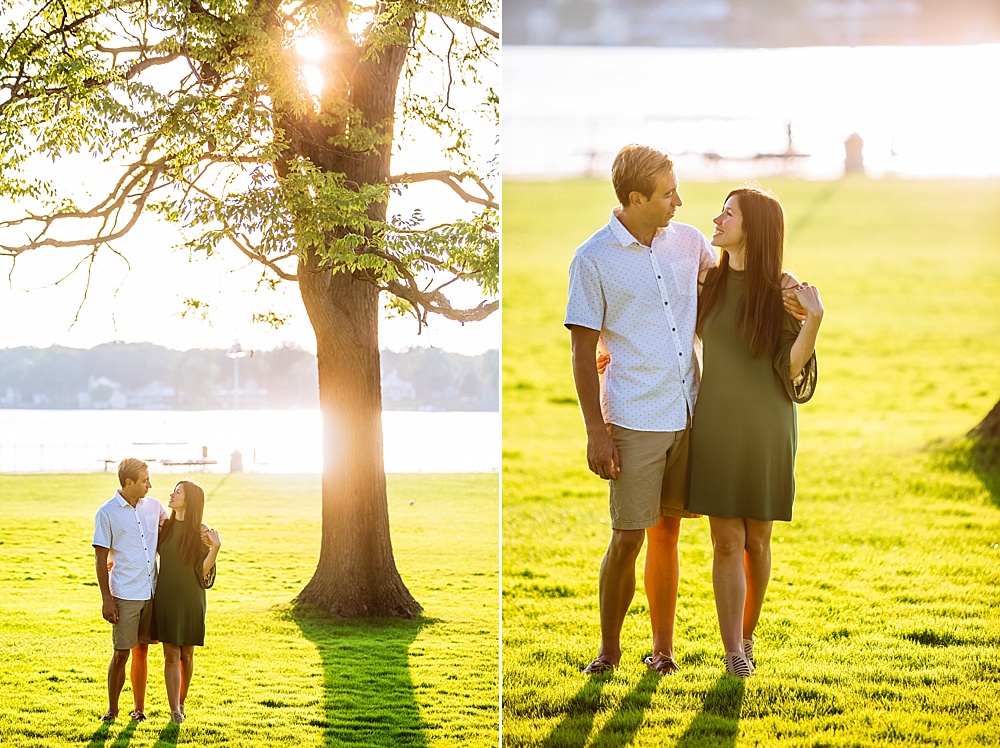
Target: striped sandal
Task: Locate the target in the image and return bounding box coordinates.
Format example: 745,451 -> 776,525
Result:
742,636 -> 755,669
724,651 -> 754,679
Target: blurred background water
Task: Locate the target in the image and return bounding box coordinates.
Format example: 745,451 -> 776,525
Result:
503,44 -> 1000,180
0,409 -> 499,474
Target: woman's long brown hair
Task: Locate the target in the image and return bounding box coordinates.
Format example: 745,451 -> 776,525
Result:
697,187 -> 786,357
158,480 -> 206,566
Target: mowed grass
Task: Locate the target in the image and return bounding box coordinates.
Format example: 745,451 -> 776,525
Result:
0,472 -> 498,747
501,177 -> 1000,746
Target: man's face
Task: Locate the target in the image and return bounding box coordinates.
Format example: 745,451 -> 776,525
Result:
125,469 -> 151,500
633,170 -> 682,227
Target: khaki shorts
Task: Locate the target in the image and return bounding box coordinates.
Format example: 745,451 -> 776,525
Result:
608,424 -> 698,530
111,597 -> 155,651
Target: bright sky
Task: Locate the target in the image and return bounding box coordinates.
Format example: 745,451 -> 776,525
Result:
0,22 -> 498,356
0,175 -> 497,356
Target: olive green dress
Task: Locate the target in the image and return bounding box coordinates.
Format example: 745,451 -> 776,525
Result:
153,518 -> 208,646
687,268 -> 816,521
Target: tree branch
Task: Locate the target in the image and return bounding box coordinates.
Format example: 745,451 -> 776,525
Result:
390,171 -> 497,209
432,10 -> 498,39
384,278 -> 498,323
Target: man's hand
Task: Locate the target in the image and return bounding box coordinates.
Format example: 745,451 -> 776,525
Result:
587,427 -> 621,480
102,597 -> 119,624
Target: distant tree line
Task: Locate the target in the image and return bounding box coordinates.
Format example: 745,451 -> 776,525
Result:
0,343 -> 498,411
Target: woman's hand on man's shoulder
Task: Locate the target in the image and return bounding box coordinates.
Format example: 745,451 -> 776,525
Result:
781,272 -> 807,321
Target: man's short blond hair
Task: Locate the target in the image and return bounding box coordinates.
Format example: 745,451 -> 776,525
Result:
118,458 -> 148,488
611,144 -> 674,206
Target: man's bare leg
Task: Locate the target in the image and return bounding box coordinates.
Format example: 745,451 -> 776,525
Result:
105,649 -> 130,719
589,528 -> 645,671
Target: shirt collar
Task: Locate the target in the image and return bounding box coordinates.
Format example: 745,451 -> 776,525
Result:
115,491 -> 144,508
608,208 -> 672,248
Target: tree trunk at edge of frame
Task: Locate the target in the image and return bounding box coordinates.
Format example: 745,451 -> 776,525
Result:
970,399 -> 1000,442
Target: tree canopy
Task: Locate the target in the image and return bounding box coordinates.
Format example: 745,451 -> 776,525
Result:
0,0 -> 498,328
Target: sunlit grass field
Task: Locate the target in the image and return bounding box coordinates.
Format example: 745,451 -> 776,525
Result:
502,177 -> 1000,746
0,472 -> 499,747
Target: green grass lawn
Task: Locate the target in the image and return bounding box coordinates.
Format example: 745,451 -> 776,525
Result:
501,177 -> 1000,747
0,472 -> 499,747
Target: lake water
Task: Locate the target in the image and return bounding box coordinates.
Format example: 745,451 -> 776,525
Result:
503,45 -> 1000,180
0,409 -> 499,474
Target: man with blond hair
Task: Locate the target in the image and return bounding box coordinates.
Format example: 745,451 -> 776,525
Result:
565,144 -> 718,675
93,458 -> 169,721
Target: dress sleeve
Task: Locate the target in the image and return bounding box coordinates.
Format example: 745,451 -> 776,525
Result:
773,312 -> 817,404
196,545 -> 217,589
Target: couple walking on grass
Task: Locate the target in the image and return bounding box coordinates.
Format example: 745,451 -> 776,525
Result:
93,458 -> 222,723
566,144 -> 824,679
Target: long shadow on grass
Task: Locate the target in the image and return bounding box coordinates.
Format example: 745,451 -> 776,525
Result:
153,721 -> 179,747
675,676 -> 744,748
538,671 -> 657,748
588,671 -> 658,748
85,718 -> 136,748
293,604 -> 430,747
539,676 -> 609,748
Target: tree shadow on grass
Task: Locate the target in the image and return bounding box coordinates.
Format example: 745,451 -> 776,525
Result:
293,604 -> 431,748
676,676 -> 745,748
969,438 -> 1000,509
931,436 -> 1000,510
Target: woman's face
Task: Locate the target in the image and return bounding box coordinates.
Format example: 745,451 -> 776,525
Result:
712,195 -> 746,251
168,483 -> 186,511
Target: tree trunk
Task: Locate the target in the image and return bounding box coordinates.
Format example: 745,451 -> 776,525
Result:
293,13 -> 420,617
295,267 -> 421,617
970,399 -> 1000,440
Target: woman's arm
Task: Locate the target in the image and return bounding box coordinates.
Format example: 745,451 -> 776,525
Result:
788,283 -> 824,379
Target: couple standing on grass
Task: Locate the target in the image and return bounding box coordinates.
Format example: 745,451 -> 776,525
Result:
93,458 -> 222,723
566,144 -> 824,679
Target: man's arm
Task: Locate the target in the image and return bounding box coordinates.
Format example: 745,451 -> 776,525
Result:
570,325 -> 620,480
94,546 -> 118,624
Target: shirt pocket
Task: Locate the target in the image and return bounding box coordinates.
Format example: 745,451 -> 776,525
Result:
670,259 -> 697,296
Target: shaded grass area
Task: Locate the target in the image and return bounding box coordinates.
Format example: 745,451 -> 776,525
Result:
502,178 -> 1000,746
0,472 -> 498,747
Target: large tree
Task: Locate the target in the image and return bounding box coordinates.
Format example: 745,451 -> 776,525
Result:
0,0 -> 498,617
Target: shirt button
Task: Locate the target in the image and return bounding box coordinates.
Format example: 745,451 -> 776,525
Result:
679,352 -> 683,356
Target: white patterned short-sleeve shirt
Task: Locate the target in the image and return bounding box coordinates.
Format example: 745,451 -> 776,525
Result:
92,494 -> 168,601
565,211 -> 718,432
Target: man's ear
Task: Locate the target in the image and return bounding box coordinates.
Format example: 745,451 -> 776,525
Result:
628,190 -> 645,209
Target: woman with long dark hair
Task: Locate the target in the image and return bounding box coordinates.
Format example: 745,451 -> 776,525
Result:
687,186 -> 823,678
153,480 -> 221,722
